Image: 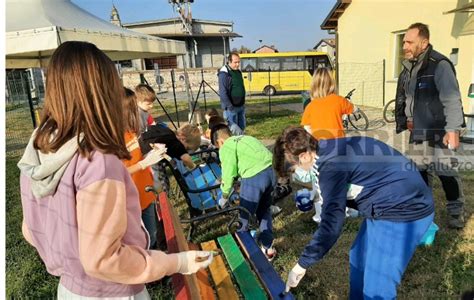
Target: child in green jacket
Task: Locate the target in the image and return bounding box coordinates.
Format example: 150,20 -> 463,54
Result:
211,124 -> 276,260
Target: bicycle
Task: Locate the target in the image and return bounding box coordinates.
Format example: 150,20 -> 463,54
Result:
383,99 -> 396,123
343,89 -> 369,131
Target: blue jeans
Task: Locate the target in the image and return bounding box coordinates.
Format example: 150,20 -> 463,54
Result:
239,167 -> 276,249
142,202 -> 158,249
224,106 -> 245,134
349,213 -> 434,299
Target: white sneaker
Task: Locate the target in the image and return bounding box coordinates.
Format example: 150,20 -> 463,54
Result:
312,214 -> 321,223
270,205 -> 282,216
218,197 -> 228,208
261,245 -> 277,261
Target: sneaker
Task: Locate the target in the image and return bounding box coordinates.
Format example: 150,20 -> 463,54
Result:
261,245 -> 277,262
272,184 -> 292,201
312,214 -> 321,223
448,214 -> 465,229
270,205 -> 282,216
218,197 -> 229,208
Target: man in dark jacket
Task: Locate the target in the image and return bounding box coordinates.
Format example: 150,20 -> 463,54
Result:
218,52 -> 246,135
395,22 -> 465,229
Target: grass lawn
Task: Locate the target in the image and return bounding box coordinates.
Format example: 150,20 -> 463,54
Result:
5,98 -> 473,298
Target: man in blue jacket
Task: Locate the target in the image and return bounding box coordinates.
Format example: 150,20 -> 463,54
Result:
273,127 -> 434,299
218,52 -> 246,134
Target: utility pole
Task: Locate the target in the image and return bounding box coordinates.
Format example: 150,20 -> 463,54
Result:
168,0 -> 201,124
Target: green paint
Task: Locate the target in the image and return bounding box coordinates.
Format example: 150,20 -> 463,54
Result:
217,234 -> 267,300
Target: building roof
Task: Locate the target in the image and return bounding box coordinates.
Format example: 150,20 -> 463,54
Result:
152,32 -> 242,38
124,17 -> 233,27
252,45 -> 279,53
443,2 -> 474,14
320,0 -> 351,31
313,38 -> 336,49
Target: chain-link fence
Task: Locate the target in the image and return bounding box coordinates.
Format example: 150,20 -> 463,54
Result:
6,69 -> 43,158
338,60 -> 385,108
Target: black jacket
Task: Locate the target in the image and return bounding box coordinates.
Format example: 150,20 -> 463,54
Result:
395,45 -> 463,142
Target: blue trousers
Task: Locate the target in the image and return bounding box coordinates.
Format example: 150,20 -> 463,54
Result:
142,201 -> 158,249
239,167 -> 276,248
349,213 -> 434,299
224,106 -> 246,133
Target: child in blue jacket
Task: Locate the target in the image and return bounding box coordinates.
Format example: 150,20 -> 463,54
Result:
274,127 -> 434,299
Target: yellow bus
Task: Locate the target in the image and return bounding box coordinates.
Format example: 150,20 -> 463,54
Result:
239,51 -> 333,96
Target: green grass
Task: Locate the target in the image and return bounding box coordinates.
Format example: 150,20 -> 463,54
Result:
6,97 -> 473,298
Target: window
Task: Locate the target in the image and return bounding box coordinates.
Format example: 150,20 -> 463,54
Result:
314,56 -> 331,69
281,57 -> 304,71
241,58 -> 257,72
258,57 -> 280,71
393,32 -> 405,78
119,60 -> 133,69
305,55 -> 331,75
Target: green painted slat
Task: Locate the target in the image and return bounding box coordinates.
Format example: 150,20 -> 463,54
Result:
217,234 -> 267,300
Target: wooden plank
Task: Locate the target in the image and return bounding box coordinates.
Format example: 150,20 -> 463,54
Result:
175,160 -> 203,208
190,167 -> 214,209
235,232 -> 294,300
217,234 -> 267,300
189,243 -> 216,300
201,240 -> 239,300
158,192 -> 201,300
209,161 -> 222,179
199,164 -> 220,203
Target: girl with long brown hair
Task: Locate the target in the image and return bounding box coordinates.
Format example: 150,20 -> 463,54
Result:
18,41 -> 212,299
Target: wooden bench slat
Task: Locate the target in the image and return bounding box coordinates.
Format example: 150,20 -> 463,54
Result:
209,161 -> 222,180
158,192 -> 201,300
190,167 -> 214,209
201,240 -> 239,300
200,163 -> 220,202
235,232 -> 294,299
175,160 -> 204,209
217,234 -> 267,300
189,243 -> 216,300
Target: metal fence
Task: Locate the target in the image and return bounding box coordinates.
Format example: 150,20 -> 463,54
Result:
6,69 -> 44,158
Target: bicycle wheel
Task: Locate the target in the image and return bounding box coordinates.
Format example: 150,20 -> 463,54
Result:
348,110 -> 369,131
383,99 -> 396,123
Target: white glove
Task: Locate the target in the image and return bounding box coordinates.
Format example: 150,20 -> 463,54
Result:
176,251 -> 214,275
285,263 -> 306,292
138,148 -> 167,170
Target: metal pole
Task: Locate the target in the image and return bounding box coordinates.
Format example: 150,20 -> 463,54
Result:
382,59 -> 386,107
171,69 -> 180,127
24,72 -> 37,128
201,69 -> 207,110
268,67 -> 271,115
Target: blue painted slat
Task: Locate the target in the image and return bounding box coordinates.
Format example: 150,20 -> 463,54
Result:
174,159 -> 203,209
200,164 -> 220,204
235,231 -> 294,300
190,167 -> 214,210
209,162 -> 222,179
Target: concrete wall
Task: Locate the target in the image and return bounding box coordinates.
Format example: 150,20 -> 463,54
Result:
337,0 -> 473,111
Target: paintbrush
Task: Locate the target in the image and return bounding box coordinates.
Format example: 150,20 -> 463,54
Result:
194,250 -> 221,262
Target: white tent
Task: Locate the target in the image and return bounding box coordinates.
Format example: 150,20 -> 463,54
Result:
6,0 -> 186,68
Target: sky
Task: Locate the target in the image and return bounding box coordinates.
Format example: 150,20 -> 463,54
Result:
72,0 -> 336,52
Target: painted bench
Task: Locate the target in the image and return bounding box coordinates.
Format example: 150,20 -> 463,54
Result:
158,148 -> 248,239
157,191 -> 294,300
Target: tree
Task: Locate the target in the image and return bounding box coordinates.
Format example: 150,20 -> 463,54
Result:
238,45 -> 251,53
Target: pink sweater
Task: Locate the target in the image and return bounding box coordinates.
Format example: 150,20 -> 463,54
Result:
20,151 -> 178,297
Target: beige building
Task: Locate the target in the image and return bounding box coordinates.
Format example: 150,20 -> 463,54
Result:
321,0 -> 473,114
